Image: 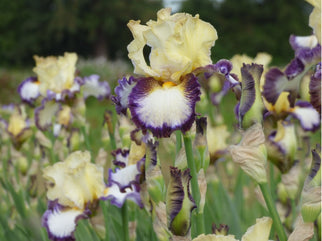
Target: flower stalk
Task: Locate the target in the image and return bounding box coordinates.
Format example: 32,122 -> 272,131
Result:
182,132 -> 205,236
122,200 -> 129,241
259,182 -> 287,241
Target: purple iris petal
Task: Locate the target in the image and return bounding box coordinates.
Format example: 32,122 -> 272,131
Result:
111,148 -> 130,168
290,101 -> 320,132
42,200 -> 89,241
129,74 -> 201,138
82,74 -> 111,100
102,183 -> 143,208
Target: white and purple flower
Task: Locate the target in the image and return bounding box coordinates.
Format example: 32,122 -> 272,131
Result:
18,53 -> 111,131
113,8 -> 219,138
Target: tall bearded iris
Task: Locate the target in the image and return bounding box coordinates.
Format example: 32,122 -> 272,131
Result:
113,8 -> 218,138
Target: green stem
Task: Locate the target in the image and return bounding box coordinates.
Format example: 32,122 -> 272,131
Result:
259,182 -> 287,241
122,201 -> 129,241
47,131 -> 57,163
80,126 -> 94,162
101,201 -> 110,241
183,132 -> 205,236
175,130 -> 182,157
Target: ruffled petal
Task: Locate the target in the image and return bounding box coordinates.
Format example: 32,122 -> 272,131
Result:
42,202 -> 88,241
290,101 -> 320,131
103,183 -> 143,208
127,8 -> 217,82
17,77 -> 40,103
34,52 -> 78,96
43,151 -> 105,209
111,76 -> 137,115
129,74 -> 201,138
35,99 -> 61,131
82,74 -> 110,100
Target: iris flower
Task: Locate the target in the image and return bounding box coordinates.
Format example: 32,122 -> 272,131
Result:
18,53 -> 110,131
42,151 -> 106,240
113,8 -> 219,138
102,146 -> 145,208
1,105 -> 32,149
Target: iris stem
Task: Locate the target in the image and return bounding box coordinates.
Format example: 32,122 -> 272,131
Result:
259,182 -> 287,241
80,126 -> 94,162
183,132 -> 205,236
122,201 -> 129,241
101,201 -> 110,241
47,131 -> 57,163
175,130 -> 182,157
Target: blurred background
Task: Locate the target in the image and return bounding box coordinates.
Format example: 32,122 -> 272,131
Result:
0,0 -> 313,103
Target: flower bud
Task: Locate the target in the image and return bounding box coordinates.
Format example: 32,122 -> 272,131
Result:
166,167 -> 196,236
229,124 -> 268,184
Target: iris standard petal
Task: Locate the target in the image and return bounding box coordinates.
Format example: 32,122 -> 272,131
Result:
129,74 -> 200,138
17,77 -> 40,103
43,151 -> 105,209
127,8 -> 217,83
33,52 -> 77,96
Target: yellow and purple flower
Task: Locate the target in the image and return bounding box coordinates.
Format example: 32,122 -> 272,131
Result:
113,8 -> 219,138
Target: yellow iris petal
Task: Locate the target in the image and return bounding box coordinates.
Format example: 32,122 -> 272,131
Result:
127,8 -> 217,83
33,52 -> 77,95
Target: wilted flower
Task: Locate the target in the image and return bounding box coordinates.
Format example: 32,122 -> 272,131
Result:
193,217 -> 272,241
207,124 -> 230,162
42,151 -> 106,240
113,8 -> 218,137
166,167 -> 196,236
229,124 -> 267,184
